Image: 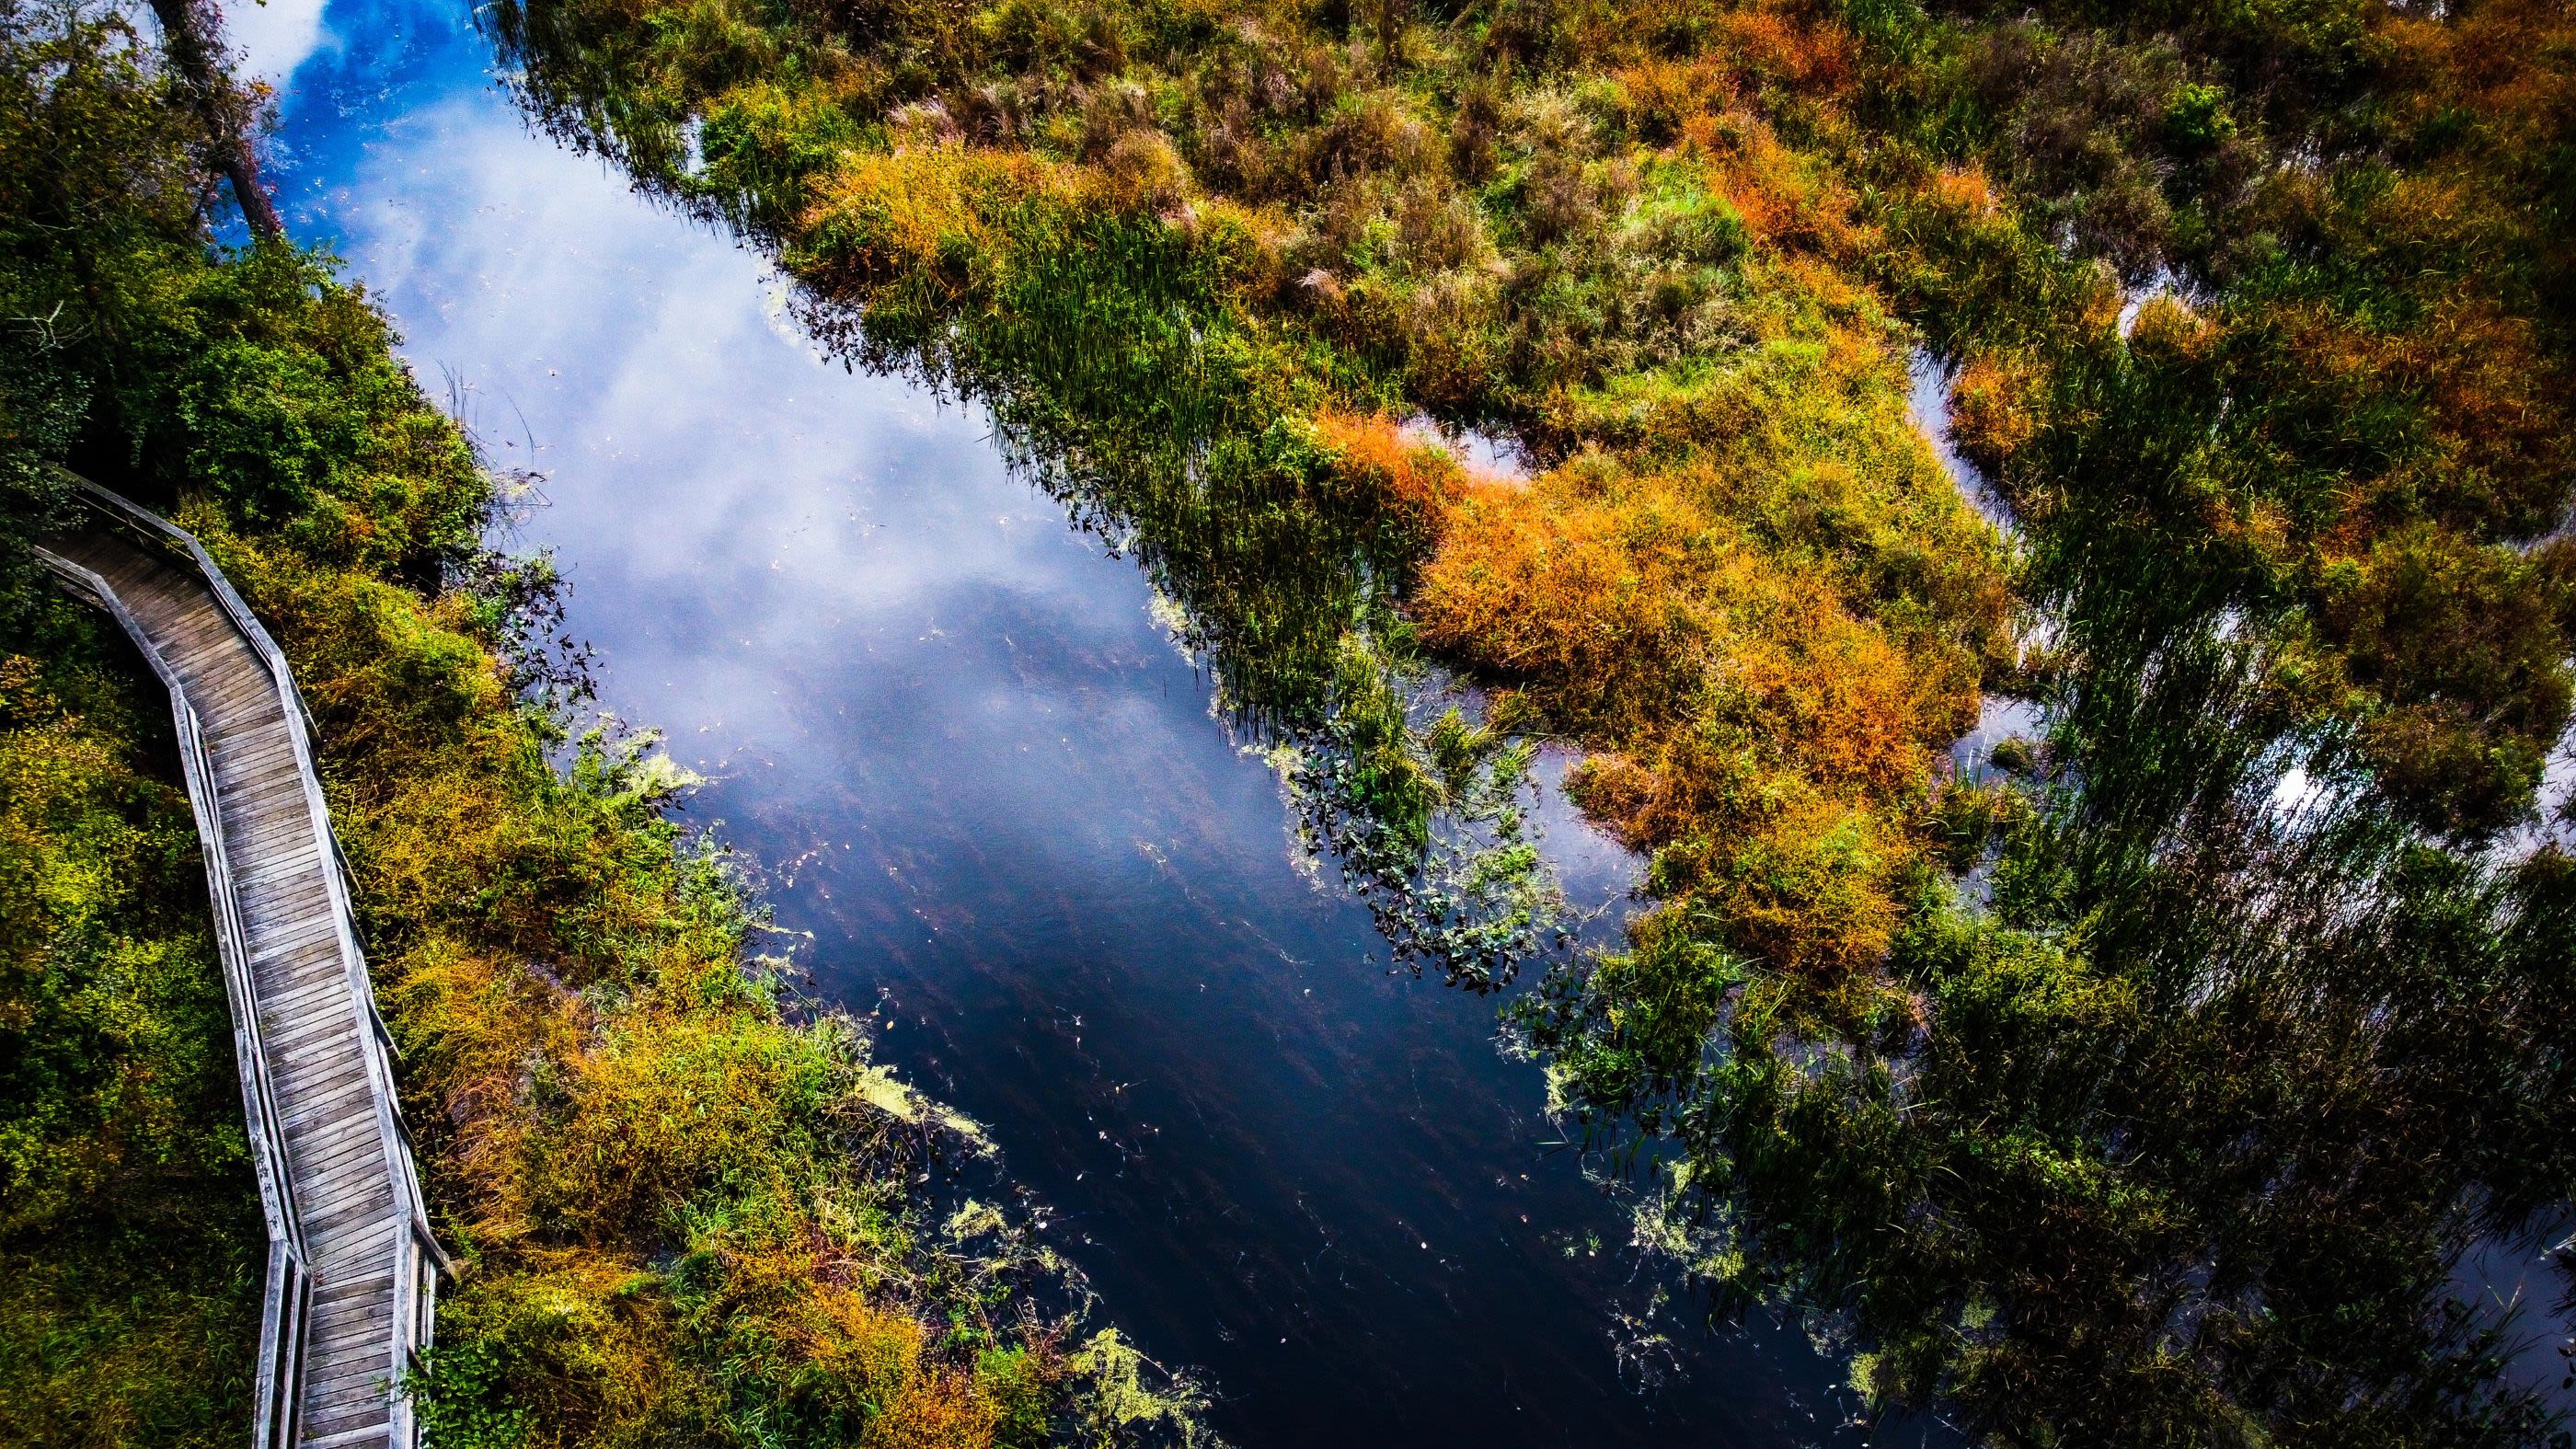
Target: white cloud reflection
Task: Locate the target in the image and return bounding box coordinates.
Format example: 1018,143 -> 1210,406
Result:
333,95 -> 1220,836
225,0 -> 333,86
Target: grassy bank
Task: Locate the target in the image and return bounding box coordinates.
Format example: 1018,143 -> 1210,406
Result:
476,0 -> 2576,1443
0,6 -> 1202,1445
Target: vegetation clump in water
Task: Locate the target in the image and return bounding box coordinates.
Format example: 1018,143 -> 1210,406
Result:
477,0 -> 2576,1443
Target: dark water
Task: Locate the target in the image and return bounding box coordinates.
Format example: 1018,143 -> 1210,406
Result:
252,4 -> 1942,1444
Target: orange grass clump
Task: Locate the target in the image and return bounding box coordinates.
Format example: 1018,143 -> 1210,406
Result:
1400,439 -> 1995,979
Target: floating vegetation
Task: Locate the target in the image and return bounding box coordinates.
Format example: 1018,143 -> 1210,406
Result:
1267,644 -> 1565,990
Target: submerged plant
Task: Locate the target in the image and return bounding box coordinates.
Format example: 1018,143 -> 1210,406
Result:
1270,638 -> 1564,991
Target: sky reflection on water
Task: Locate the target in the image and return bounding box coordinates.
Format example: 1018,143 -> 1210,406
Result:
257,5 -> 1927,1445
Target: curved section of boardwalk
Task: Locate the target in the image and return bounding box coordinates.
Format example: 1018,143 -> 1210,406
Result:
39,489 -> 444,1449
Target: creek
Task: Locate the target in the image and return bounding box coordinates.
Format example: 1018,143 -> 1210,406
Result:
253,1 -> 1938,1443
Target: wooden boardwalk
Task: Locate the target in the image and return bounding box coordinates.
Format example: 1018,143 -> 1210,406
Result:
39,488 -> 445,1449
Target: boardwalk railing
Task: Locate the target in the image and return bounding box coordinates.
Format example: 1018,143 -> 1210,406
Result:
36,477 -> 449,1449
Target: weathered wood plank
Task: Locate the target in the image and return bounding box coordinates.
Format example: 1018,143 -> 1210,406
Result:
311,1289 -> 400,1331
279,1069 -> 374,1117
264,960 -> 352,998
269,1037 -> 365,1084
133,588 -> 227,629
240,876 -> 332,917
256,937 -> 344,973
161,614 -> 248,661
309,1318 -> 399,1352
261,978 -> 355,1020
79,546 -> 154,584
239,870 -> 331,911
303,1419 -> 397,1449
269,1026 -> 362,1072
184,660 -> 281,714
305,1353 -> 397,1397
308,1327 -> 397,1360
299,1152 -> 395,1197
216,764 -> 302,800
230,839 -> 323,883
238,873 -> 330,914
236,811 -> 320,843
256,960 -> 351,1006
300,1123 -> 388,1169
308,1281 -> 399,1326
216,757 -> 304,788
223,792 -> 316,835
311,1218 -> 400,1269
203,703 -> 290,739
278,1054 -> 374,1107
259,1008 -> 354,1053
217,757 -> 303,791
235,821 -> 326,860
301,1400 -> 396,1442
303,1404 -> 396,1441
247,914 -> 344,964
311,1271 -> 399,1309
310,1202 -> 399,1250
210,714 -> 293,747
226,798 -> 314,834
220,767 -> 309,809
206,709 -> 292,744
258,960 -> 354,1006
260,965 -> 353,1007
237,864 -> 329,903
307,1341 -> 399,1381
291,1133 -> 385,1177
213,733 -> 298,776
279,1078 -> 375,1134
304,1386 -> 395,1426
295,1135 -> 387,1188
305,1349 -> 398,1387
304,1167 -> 398,1220
220,788 -> 307,823
264,959 -> 354,997
269,1013 -> 363,1057
304,1155 -> 396,1208
213,716 -> 296,752
305,1192 -> 390,1235
304,1196 -> 400,1248
161,606 -> 243,644
266,1005 -> 365,1056
238,836 -> 327,873
306,1268 -> 397,1315
203,696 -> 286,729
